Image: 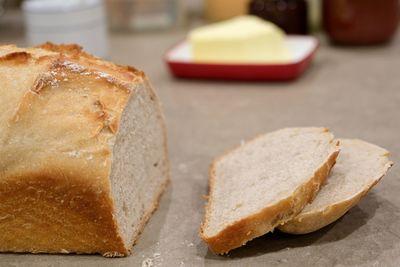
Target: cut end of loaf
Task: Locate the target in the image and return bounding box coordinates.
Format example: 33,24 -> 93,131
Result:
108,79 -> 169,255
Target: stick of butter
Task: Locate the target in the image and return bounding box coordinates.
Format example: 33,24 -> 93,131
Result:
189,16 -> 291,64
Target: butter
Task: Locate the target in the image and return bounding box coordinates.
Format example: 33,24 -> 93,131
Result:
189,16 -> 291,64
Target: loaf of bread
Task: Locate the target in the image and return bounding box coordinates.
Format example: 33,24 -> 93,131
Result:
279,139 -> 393,234
0,43 -> 169,257
200,127 -> 340,254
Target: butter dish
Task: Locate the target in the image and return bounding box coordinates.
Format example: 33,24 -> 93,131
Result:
165,35 -> 318,81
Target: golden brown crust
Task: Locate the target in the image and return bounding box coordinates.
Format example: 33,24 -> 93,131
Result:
36,42 -> 87,58
200,132 -> 339,254
0,43 -> 169,257
0,51 -> 31,64
278,161 -> 394,234
0,164 -> 126,255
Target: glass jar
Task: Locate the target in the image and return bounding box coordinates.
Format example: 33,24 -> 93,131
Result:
107,0 -> 186,31
248,0 -> 309,34
323,0 -> 400,45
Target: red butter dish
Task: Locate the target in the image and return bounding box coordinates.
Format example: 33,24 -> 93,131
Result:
165,35 -> 318,81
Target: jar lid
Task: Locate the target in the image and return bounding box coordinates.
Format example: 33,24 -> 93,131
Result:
22,0 -> 102,13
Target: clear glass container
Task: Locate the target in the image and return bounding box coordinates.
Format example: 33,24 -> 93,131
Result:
107,0 -> 186,31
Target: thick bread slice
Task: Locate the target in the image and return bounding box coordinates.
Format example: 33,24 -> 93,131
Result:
0,43 -> 169,257
200,127 -> 340,254
279,139 -> 393,234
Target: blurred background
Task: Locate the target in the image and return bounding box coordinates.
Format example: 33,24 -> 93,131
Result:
1,0 -> 399,58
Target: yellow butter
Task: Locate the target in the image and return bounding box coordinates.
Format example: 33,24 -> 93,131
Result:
189,16 -> 291,64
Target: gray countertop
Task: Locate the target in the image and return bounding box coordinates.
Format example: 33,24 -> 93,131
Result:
1,12 -> 400,267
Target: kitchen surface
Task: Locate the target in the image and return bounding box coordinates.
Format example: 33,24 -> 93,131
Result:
1,1 -> 400,266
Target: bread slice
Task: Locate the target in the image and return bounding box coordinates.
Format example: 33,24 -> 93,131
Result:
0,43 -> 169,257
279,139 -> 393,234
200,127 -> 340,254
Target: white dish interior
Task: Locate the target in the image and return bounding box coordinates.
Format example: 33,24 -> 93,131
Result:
167,36 -> 318,65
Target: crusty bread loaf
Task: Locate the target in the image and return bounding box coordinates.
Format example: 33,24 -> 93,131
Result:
0,43 -> 169,257
200,127 -> 340,254
279,139 -> 393,234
